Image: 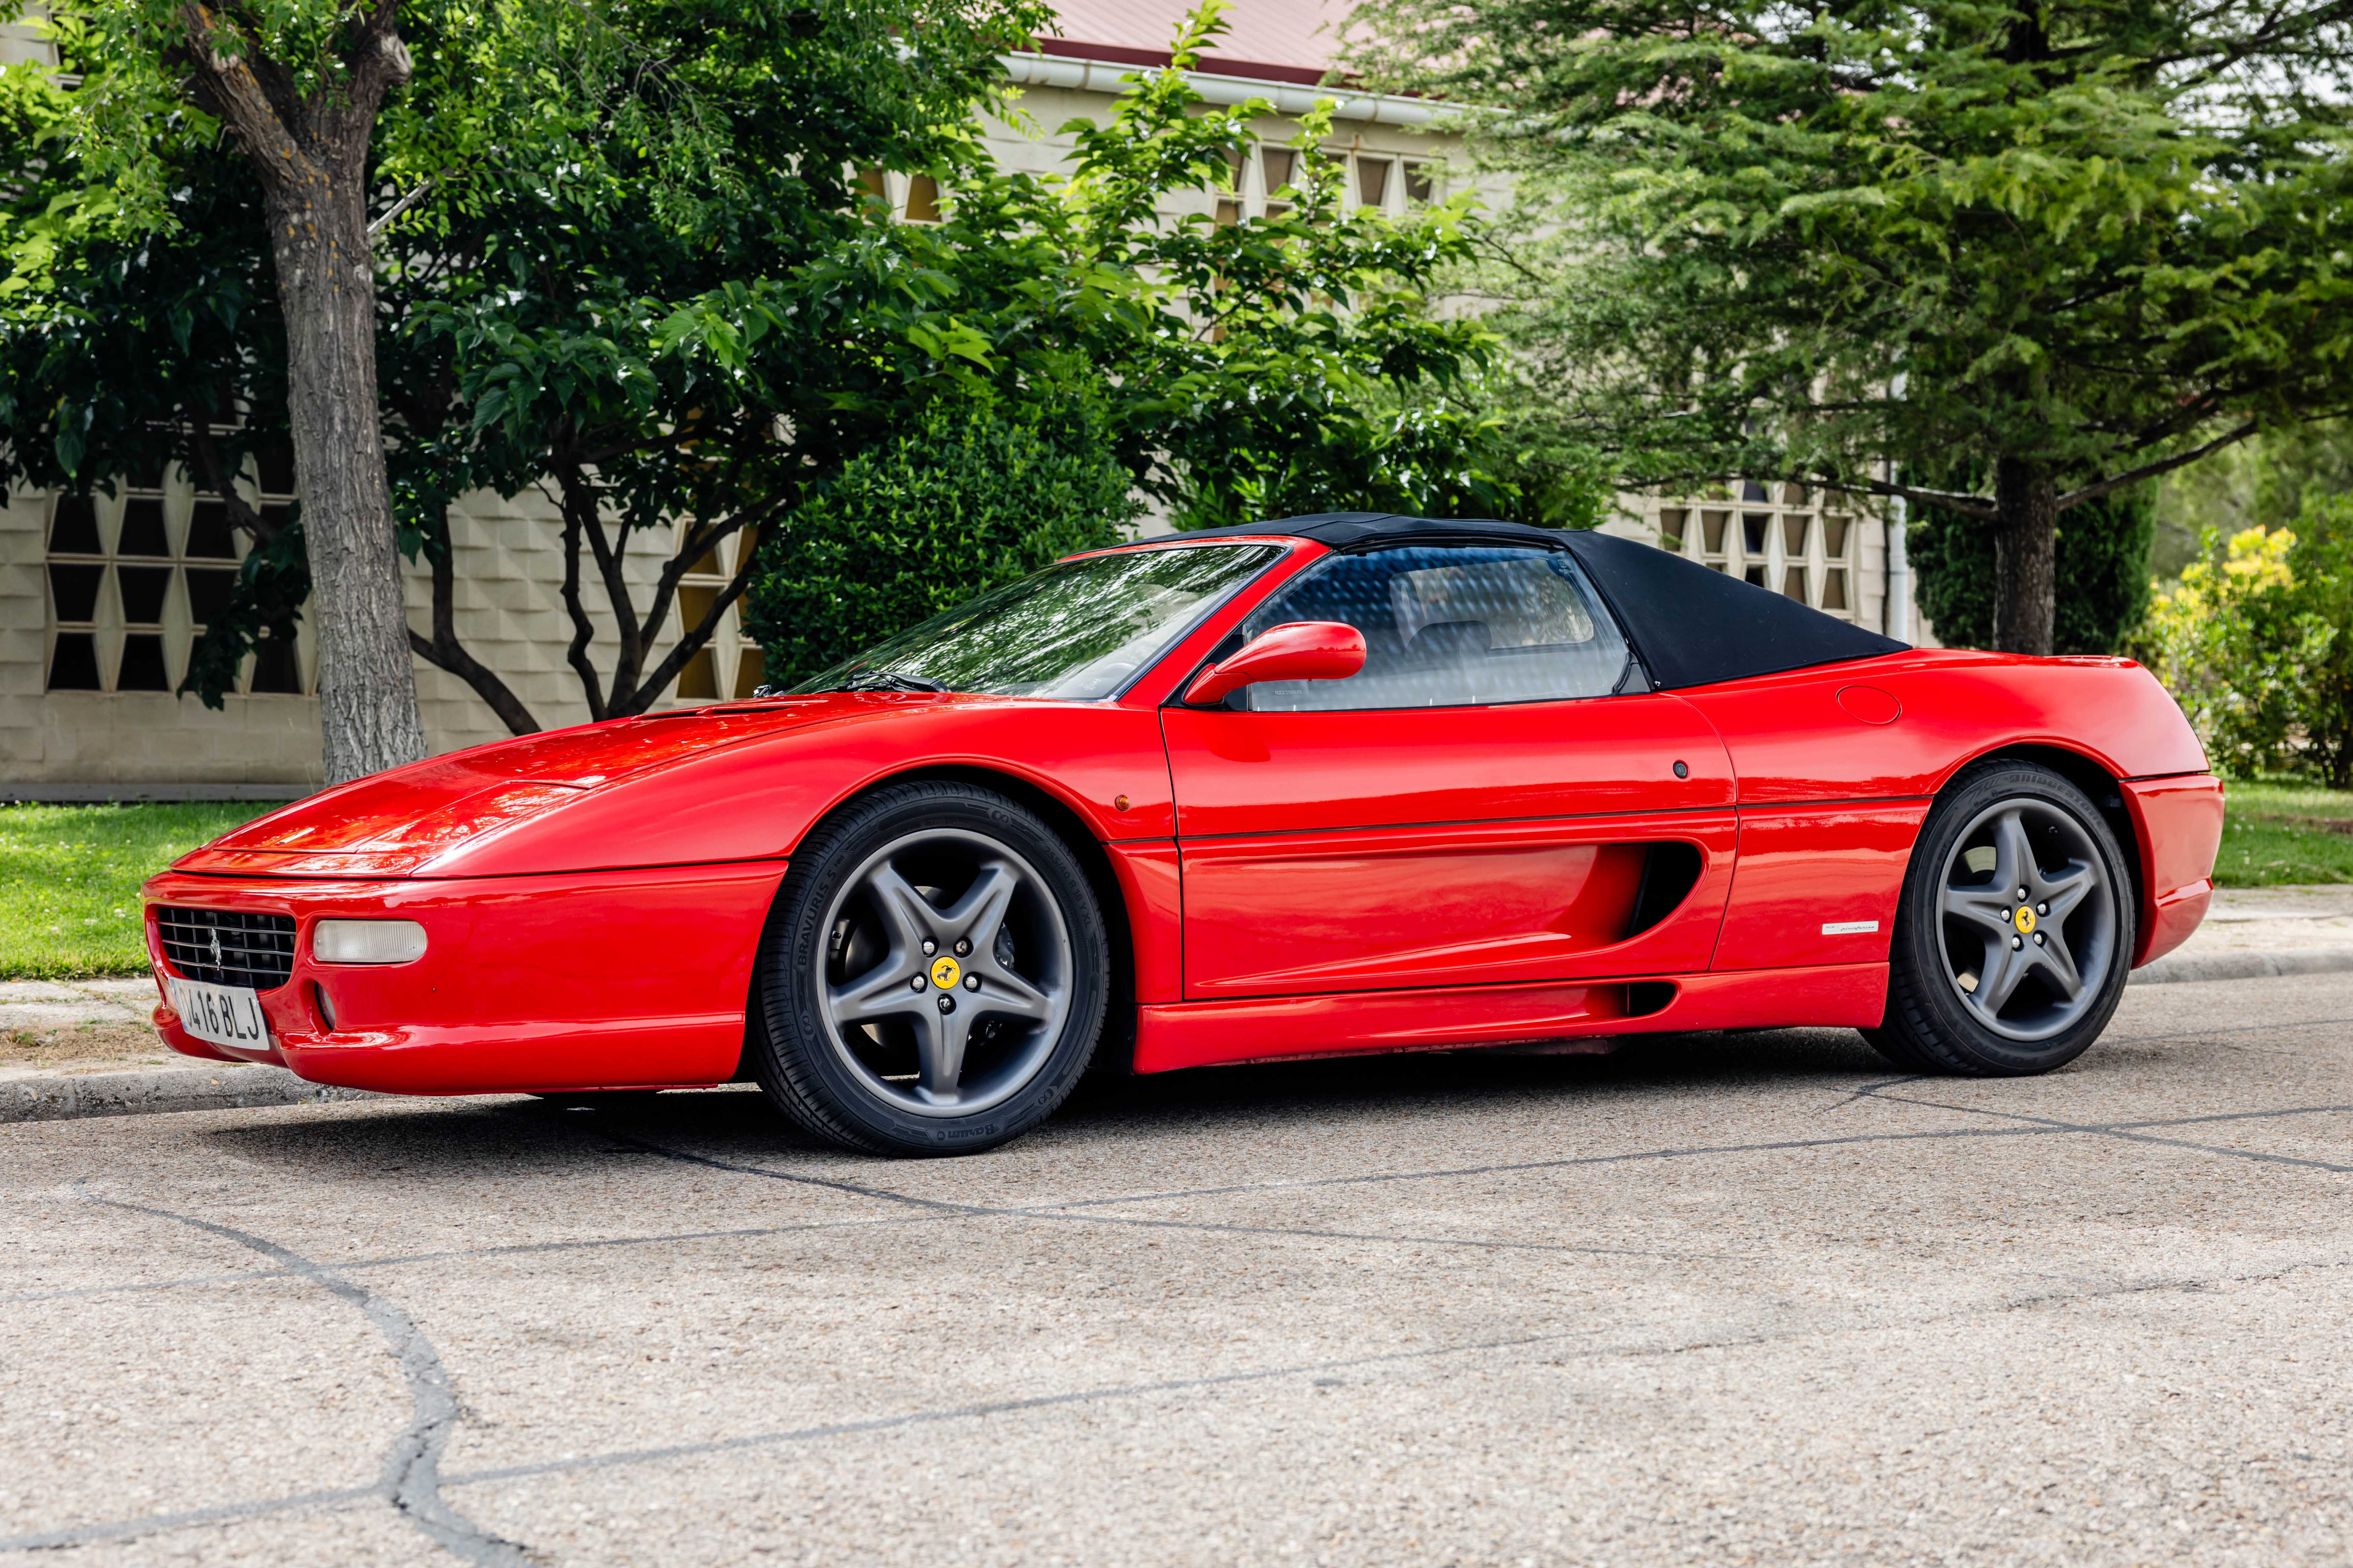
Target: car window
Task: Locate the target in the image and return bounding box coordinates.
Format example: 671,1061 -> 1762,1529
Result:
791,542 -> 1285,701
1233,545 -> 1631,711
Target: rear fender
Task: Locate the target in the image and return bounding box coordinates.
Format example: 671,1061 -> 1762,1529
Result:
2120,774 -> 2224,966
1679,651 -> 2209,805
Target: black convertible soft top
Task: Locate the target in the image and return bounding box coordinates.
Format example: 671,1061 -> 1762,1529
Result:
1175,512 -> 1908,691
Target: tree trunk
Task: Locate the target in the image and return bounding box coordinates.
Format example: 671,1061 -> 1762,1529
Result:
1991,456 -> 2058,655
177,4 -> 426,783
262,178 -> 428,782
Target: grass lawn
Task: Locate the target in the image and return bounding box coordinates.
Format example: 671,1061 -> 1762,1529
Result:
0,779 -> 2345,978
0,802 -> 278,980
2212,779 -> 2353,887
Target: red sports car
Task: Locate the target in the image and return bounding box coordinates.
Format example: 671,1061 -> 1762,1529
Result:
144,514 -> 2224,1154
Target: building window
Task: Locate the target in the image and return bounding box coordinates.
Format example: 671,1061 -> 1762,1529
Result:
734,645 -> 767,697
43,458 -> 301,696
850,168 -> 944,222
1649,494 -> 1868,622
1700,509 -> 1730,558
1214,145 -> 1260,224
1403,162 -> 1435,204
46,497 -> 102,690
1220,142 -> 1411,223
670,526 -> 767,703
1261,147 -> 1296,218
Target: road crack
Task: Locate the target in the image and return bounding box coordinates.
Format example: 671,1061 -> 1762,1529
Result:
60,1184 -> 532,1566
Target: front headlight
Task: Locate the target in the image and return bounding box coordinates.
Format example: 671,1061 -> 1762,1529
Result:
312,919 -> 428,965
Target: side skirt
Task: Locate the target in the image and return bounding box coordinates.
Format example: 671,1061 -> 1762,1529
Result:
1131,962 -> 1890,1074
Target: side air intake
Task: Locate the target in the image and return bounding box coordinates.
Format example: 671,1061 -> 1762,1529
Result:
1623,843 -> 1704,940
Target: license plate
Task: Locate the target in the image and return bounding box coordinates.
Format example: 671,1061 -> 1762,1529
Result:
166,977 -> 274,1051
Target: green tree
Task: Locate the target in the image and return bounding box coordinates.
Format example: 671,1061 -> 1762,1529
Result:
1047,50 -> 1502,528
1355,0 -> 2353,654
4,0 -> 1045,738
1913,486 -> 2156,654
33,0 -> 446,780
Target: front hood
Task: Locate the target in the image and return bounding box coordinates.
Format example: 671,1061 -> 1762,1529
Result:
179,698 -> 865,876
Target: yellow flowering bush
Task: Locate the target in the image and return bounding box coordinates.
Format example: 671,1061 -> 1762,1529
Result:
2141,513 -> 2353,781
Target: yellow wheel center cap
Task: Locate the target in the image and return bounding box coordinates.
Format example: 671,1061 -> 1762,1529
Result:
2014,906 -> 2037,935
930,955 -> 962,989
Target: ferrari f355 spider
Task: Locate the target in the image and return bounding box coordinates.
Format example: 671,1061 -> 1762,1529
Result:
145,514 -> 2223,1154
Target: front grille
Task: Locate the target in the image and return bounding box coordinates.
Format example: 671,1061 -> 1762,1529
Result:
156,907 -> 297,991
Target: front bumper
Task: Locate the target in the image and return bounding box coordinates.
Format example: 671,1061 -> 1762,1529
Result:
142,860 -> 785,1095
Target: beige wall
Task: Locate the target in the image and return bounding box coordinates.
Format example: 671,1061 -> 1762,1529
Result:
2,475 -> 691,794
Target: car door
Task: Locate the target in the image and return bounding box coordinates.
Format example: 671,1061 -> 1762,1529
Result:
1164,542 -> 1738,1001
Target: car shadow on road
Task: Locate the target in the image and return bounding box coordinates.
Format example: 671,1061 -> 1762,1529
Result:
187,1026 -> 1901,1178
1045,1026 -> 1902,1142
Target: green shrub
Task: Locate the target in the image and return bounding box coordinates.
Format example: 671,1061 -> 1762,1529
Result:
1164,393 -> 1534,532
744,404 -> 1143,690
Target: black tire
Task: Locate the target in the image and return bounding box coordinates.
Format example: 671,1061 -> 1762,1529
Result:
752,780 -> 1110,1155
1866,761 -> 2136,1076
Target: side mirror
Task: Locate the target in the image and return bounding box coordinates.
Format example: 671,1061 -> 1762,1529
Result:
1183,621 -> 1367,707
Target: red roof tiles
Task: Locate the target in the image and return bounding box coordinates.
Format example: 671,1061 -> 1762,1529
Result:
1039,0 -> 1350,85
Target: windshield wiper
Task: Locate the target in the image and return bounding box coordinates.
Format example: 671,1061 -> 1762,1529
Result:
829,669 -> 947,694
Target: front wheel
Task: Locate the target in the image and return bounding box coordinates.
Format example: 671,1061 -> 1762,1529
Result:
1866,762 -> 2135,1076
751,781 -> 1110,1155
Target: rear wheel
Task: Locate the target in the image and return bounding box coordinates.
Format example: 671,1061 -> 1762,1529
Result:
752,781 -> 1109,1155
1867,762 -> 2134,1076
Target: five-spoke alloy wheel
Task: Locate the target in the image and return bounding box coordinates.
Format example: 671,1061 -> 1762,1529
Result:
1868,762 -> 2135,1076
752,781 -> 1109,1154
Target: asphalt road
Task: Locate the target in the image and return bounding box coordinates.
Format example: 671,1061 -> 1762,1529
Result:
4,974 -> 2350,1567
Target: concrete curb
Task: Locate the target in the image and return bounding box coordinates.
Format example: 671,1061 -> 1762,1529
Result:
2129,948 -> 2353,986
4,948 -> 2349,1126
0,1064 -> 380,1125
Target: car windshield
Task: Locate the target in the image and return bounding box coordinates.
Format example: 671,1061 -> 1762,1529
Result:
792,543 -> 1286,701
